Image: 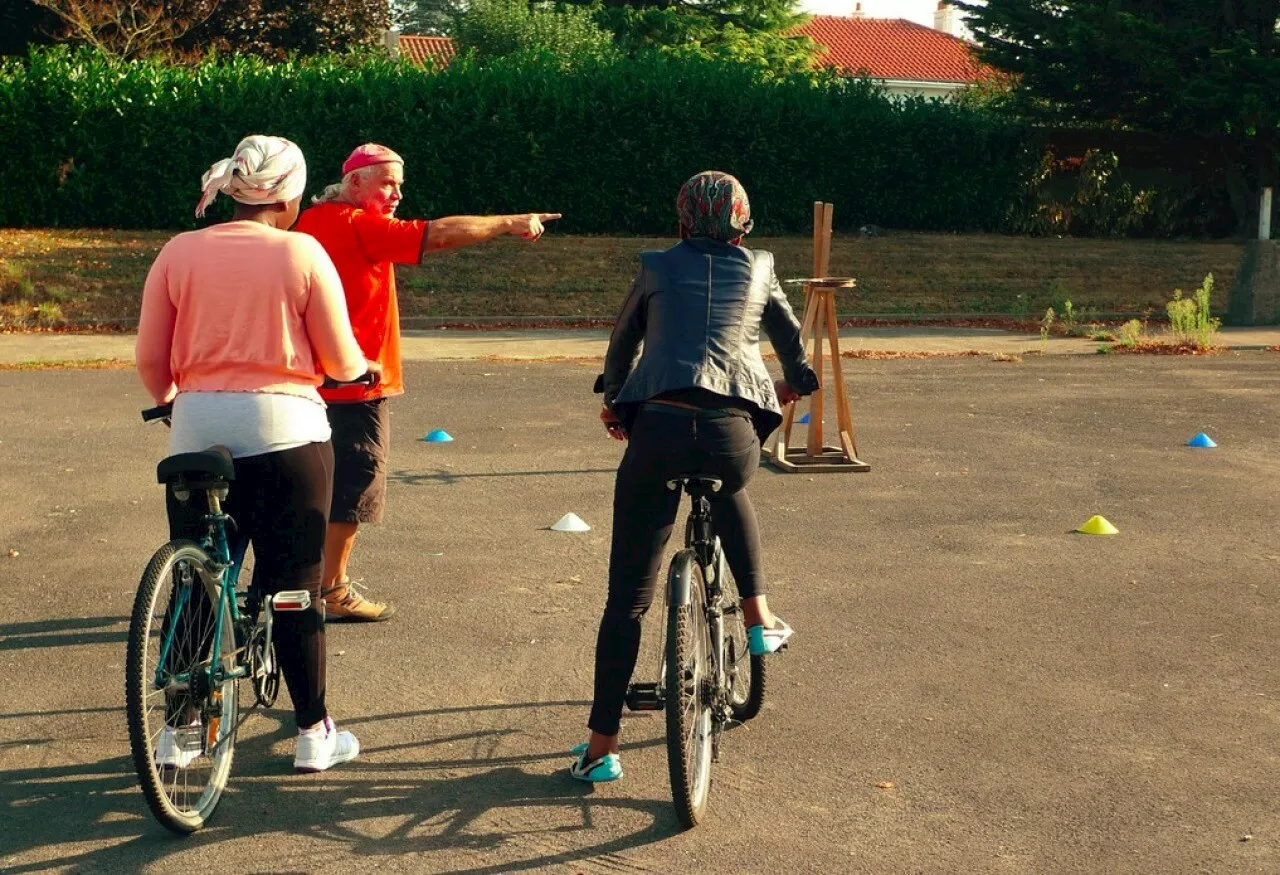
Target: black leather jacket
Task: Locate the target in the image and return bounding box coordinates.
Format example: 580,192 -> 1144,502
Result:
597,237 -> 819,443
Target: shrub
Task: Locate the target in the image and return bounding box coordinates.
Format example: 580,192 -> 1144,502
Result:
0,46 -> 1035,232
1166,273 -> 1220,349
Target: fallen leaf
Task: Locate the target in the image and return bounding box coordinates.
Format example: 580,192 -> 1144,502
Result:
874,781 -> 895,790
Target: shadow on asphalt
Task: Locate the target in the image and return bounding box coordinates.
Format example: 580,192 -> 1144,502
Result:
1,701 -> 678,874
388,467 -> 616,487
0,616 -> 128,651
0,705 -> 121,721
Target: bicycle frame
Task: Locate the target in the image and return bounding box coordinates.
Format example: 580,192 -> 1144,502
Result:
669,494 -> 731,727
153,489 -> 250,697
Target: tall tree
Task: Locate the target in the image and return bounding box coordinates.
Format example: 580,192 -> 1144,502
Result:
181,0 -> 388,57
26,0 -> 218,58
392,0 -> 460,36
0,1 -> 60,55
571,0 -> 816,72
955,0 -> 1280,233
19,0 -> 387,59
452,0 -> 618,65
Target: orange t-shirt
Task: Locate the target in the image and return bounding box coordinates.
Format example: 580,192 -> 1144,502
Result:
294,201 -> 428,402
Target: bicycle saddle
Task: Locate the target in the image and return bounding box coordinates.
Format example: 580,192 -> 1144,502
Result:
156,445 -> 235,485
666,476 -> 723,495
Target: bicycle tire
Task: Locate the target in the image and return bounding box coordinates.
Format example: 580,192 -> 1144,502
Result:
664,550 -> 713,829
720,553 -> 766,721
125,540 -> 238,834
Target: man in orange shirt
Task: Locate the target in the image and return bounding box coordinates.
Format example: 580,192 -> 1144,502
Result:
295,143 -> 559,621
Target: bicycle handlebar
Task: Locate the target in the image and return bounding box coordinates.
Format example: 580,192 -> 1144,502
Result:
141,370 -> 376,423
321,370 -> 378,390
141,404 -> 173,423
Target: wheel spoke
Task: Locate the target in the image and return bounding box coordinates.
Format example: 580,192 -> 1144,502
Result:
128,542 -> 239,831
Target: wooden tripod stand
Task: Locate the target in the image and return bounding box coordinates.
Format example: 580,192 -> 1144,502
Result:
768,201 -> 870,473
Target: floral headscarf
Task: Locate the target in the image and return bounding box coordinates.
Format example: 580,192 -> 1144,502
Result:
676,171 -> 753,242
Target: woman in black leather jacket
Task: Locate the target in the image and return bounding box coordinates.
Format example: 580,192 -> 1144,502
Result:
573,171 -> 820,782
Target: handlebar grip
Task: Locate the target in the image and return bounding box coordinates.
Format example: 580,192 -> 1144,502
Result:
141,404 -> 173,422
321,371 -> 378,390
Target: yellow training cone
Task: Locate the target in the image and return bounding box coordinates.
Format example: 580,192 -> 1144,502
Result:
1075,515 -> 1119,536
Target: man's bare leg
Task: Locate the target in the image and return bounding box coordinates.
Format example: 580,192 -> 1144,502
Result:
322,522 -> 395,621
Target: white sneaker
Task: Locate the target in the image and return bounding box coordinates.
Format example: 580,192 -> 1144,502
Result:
155,723 -> 203,770
293,716 -> 360,773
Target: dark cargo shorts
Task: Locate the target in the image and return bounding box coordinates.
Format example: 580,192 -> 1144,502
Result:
327,398 -> 389,524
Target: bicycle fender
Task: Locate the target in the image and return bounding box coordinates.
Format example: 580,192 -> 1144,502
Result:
666,550 -> 696,607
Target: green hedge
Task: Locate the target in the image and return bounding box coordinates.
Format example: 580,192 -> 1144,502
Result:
0,48 -> 1036,233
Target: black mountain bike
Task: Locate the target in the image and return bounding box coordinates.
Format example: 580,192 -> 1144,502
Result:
624,476 -> 768,828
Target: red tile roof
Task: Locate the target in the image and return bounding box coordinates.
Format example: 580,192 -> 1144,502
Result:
395,20 -> 987,84
398,35 -> 456,68
794,16 -> 984,83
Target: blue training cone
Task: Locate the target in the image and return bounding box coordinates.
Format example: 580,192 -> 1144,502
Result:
422,429 -> 454,443
1187,432 -> 1217,448
798,413 -> 810,424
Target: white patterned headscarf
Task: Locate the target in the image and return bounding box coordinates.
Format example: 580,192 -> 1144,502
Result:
194,135 -> 307,218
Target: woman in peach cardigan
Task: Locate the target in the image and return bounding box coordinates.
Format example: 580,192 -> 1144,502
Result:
136,135 -> 370,773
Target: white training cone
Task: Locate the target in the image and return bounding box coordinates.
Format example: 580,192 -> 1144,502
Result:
550,512 -> 591,532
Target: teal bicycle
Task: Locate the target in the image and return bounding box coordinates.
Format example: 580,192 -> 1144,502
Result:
125,406 -> 303,833
126,375 -> 370,833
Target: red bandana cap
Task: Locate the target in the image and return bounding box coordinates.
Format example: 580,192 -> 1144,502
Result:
342,143 -> 403,176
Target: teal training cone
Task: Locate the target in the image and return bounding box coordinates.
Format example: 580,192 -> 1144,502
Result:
422,429 -> 454,443
798,413 -> 810,424
1187,432 -> 1217,448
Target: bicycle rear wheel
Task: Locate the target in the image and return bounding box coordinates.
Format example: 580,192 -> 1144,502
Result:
719,552 -> 766,721
664,550 -> 713,828
125,540 -> 238,834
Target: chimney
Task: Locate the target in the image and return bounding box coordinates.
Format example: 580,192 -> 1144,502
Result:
851,2 -> 866,17
382,27 -> 400,60
934,1 -> 957,35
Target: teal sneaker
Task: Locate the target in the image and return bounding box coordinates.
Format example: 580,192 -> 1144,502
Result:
569,743 -> 623,782
748,617 -> 794,656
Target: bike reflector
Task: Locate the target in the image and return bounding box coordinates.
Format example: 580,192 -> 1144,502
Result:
270,590 -> 312,612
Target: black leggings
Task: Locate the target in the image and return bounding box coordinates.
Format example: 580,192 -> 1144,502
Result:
588,404 -> 766,736
167,441 -> 334,729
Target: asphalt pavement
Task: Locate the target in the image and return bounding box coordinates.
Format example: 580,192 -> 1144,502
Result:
2,324 -> 1279,367
2,348 -> 1280,873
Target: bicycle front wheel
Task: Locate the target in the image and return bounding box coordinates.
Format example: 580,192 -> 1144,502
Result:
125,540 -> 238,834
720,551 -> 766,722
665,550 -> 714,828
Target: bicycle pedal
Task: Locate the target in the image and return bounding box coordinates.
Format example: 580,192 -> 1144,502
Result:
269,590 -> 312,612
624,683 -> 665,711
173,726 -> 204,752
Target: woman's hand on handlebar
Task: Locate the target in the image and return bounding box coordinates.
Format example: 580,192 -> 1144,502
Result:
775,379 -> 801,406
601,406 -> 628,441
322,362 -> 380,390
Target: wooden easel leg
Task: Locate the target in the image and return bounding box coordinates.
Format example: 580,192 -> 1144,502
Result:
823,291 -> 861,463
807,291 -> 827,457
775,287 -> 820,465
